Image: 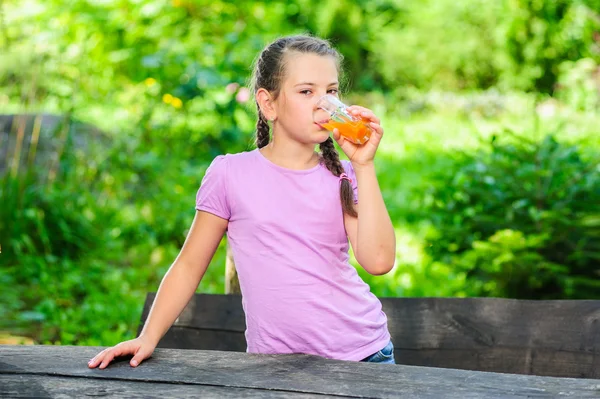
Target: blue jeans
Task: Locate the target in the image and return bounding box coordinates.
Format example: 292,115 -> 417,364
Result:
361,340 -> 396,364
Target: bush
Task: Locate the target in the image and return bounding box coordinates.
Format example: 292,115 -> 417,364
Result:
422,133 -> 600,299
0,171 -> 103,337
0,114 -> 229,344
503,0 -> 600,93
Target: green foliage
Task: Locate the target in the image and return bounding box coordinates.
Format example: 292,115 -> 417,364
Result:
422,133 -> 600,299
555,58 -> 600,111
504,0 -> 600,93
374,0 -> 507,91
372,0 -> 600,93
450,229 -> 573,298
1,0 -> 600,346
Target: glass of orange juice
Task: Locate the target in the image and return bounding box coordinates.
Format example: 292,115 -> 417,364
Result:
314,94 -> 373,145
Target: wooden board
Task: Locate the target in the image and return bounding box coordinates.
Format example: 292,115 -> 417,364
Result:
380,297 -> 600,378
154,327 -> 246,352
139,293 -> 246,335
139,294 -> 600,379
3,345 -> 600,399
139,293 -> 246,352
0,375 -> 322,398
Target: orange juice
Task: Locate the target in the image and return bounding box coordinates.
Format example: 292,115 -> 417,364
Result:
315,94 -> 374,145
321,118 -> 372,145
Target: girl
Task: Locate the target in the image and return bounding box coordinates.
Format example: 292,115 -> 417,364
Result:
88,34 -> 396,369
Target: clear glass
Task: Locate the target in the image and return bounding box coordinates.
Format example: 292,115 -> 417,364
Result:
314,94 -> 373,145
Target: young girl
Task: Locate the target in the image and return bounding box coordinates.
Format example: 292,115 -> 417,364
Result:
88,34 -> 396,369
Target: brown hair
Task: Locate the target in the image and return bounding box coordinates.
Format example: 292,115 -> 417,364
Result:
250,35 -> 356,217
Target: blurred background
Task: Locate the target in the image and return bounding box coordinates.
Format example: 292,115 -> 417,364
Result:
1,0 -> 599,346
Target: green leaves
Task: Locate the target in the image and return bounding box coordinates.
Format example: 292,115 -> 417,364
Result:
2,0 -> 599,346
423,133 -> 600,299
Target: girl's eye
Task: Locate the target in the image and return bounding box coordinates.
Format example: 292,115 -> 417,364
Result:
300,89 -> 338,96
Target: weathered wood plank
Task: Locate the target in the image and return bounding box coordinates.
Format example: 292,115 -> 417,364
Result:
380,297 -> 600,379
156,327 -> 246,351
0,375 -> 323,398
380,298 -> 600,352
141,294 -> 600,378
395,347 -> 598,378
138,293 -> 245,335
2,345 -> 600,399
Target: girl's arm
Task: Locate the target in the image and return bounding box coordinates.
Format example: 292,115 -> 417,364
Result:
89,210 -> 228,369
344,162 -> 395,275
334,105 -> 395,275
139,210 -> 229,345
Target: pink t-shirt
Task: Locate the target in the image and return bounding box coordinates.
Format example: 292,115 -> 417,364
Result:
195,149 -> 390,361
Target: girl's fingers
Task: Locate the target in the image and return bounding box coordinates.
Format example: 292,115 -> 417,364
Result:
109,344 -> 126,359
331,127 -> 348,146
130,354 -> 142,367
89,355 -> 104,368
332,128 -> 340,141
88,349 -> 108,368
130,347 -> 148,368
99,350 -> 117,369
369,122 -> 384,136
101,342 -> 135,369
88,340 -> 147,369
347,106 -> 380,125
89,346 -> 121,369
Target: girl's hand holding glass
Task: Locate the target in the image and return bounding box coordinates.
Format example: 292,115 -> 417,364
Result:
313,94 -> 384,165
314,95 -> 374,145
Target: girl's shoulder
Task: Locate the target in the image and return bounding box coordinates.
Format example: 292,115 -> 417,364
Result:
207,149 -> 257,170
198,150 -> 258,200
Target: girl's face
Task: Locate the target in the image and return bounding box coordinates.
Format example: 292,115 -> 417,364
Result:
273,53 -> 340,145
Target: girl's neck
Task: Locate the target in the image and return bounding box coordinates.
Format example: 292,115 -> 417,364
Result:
259,139 -> 320,171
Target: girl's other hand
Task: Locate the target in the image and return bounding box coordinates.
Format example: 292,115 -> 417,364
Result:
87,336 -> 156,369
332,105 -> 384,166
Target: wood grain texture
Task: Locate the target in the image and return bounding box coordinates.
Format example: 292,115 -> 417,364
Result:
155,327 -> 246,352
0,375 -> 322,398
138,293 -> 245,335
2,345 -> 600,399
380,297 -> 600,379
138,294 -> 600,378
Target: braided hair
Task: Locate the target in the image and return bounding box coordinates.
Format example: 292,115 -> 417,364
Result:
319,137 -> 357,217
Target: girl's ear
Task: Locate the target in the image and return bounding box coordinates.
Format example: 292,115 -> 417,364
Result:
256,88 -> 277,121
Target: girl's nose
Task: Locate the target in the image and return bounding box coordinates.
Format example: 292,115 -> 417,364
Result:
313,99 -> 321,111
313,94 -> 326,110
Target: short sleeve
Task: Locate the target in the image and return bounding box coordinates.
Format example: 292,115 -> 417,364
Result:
195,155 -> 231,219
342,160 -> 359,204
